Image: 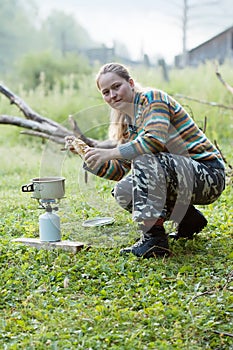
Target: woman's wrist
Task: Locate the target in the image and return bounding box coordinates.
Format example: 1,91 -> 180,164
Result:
111,147 -> 123,159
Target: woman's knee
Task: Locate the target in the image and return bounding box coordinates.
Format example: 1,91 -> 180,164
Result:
112,178 -> 133,211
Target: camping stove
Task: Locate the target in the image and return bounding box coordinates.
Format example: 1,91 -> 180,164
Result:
22,177 -> 65,242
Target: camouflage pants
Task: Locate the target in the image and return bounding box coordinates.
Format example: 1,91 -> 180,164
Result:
112,153 -> 225,223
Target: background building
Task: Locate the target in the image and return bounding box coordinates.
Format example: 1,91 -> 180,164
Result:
175,25 -> 233,67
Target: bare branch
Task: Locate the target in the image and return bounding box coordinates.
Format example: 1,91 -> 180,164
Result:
214,140 -> 232,169
0,83 -> 74,138
211,330 -> 233,338
190,290 -> 216,302
222,270 -> 233,290
68,115 -> 83,137
215,64 -> 233,95
68,115 -> 96,147
0,114 -> 69,138
0,84 -> 58,126
0,83 -> 97,146
173,93 -> 233,110
20,130 -> 65,144
0,114 -> 54,133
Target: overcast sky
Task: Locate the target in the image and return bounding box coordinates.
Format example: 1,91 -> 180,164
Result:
35,0 -> 233,63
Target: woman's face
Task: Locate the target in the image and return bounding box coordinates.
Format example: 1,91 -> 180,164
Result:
98,72 -> 135,113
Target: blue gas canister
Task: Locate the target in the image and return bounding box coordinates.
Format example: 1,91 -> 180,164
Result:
39,211 -> 61,242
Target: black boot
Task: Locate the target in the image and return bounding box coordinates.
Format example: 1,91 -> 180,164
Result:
120,226 -> 169,258
169,205 -> 208,240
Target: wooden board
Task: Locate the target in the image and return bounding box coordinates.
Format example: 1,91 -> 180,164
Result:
12,237 -> 85,254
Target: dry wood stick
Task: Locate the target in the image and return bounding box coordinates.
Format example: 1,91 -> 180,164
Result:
211,330 -> 233,338
173,93 -> 233,110
215,65 -> 233,95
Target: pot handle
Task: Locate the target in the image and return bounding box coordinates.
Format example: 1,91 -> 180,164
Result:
22,183 -> 34,192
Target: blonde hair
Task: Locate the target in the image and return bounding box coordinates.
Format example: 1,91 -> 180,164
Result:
96,62 -> 143,144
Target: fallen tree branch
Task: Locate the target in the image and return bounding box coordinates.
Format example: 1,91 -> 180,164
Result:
68,115 -> 96,147
215,64 -> 233,95
173,93 -> 233,110
20,130 -> 64,144
0,83 -> 106,148
0,84 -> 66,129
0,83 -> 93,145
0,114 -> 59,135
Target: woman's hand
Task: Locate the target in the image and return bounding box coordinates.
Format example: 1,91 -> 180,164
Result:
84,147 -> 122,169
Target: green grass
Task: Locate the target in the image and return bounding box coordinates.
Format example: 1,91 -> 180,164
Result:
0,63 -> 233,349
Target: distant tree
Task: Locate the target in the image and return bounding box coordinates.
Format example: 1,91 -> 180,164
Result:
0,2 -> 95,78
180,0 -> 223,66
41,11 -> 95,56
152,0 -> 233,66
0,0 -> 39,74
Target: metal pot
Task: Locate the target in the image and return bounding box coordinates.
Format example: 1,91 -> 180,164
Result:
22,177 -> 65,200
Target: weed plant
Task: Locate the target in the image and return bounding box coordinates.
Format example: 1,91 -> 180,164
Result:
0,62 -> 232,349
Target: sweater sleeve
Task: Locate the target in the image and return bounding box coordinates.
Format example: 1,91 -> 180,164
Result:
83,158 -> 131,181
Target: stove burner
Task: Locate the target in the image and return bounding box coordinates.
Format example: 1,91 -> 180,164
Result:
22,177 -> 66,242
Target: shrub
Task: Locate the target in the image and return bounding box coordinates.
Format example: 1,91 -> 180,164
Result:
17,51 -> 91,91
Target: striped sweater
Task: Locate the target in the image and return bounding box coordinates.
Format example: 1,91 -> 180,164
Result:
86,90 -> 224,181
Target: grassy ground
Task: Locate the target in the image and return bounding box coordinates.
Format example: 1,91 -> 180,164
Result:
0,63 -> 233,349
